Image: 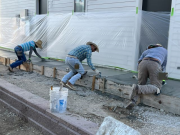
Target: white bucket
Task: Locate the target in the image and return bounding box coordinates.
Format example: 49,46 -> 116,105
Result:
50,87 -> 68,113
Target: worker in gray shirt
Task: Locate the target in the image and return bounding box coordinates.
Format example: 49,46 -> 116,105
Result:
126,44 -> 167,109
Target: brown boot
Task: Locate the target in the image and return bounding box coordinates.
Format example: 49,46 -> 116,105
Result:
8,66 -> 13,72
66,81 -> 75,90
60,81 -> 66,86
125,99 -> 136,110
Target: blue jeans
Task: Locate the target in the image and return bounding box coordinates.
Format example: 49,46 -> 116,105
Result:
62,57 -> 85,85
10,46 -> 26,69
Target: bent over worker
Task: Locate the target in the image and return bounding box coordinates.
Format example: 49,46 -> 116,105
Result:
61,42 -> 101,90
8,40 -> 45,72
126,44 -> 167,109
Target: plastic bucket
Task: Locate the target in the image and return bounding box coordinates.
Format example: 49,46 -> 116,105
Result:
50,87 -> 68,113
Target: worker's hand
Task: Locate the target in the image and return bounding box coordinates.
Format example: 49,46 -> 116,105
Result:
41,58 -> 46,62
95,69 -> 101,75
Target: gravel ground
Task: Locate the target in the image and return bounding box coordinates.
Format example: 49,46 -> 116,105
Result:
0,105 -> 43,135
0,63 -> 180,135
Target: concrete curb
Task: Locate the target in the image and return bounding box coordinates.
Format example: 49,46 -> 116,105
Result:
0,78 -> 98,135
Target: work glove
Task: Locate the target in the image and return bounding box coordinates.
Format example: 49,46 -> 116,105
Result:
41,58 -> 46,62
95,69 -> 101,75
154,88 -> 161,96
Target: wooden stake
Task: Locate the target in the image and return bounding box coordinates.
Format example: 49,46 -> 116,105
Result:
29,62 -> 33,72
53,67 -> 56,78
92,75 -> 96,91
7,58 -> 10,66
4,58 -> 7,66
102,78 -> 106,93
41,66 -> 44,75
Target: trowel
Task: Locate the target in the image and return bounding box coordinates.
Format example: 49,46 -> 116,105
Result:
40,59 -> 51,62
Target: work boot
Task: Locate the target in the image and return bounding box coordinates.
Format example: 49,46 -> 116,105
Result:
60,81 -> 66,86
130,84 -> 138,99
66,81 -> 75,90
8,66 -> 13,72
125,99 -> 136,110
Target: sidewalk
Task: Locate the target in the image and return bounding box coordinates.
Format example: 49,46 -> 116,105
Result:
0,49 -> 179,98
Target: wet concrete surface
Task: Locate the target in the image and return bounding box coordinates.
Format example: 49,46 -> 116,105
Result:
0,49 -> 180,98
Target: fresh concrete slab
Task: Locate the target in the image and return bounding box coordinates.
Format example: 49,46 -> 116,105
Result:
0,49 -> 180,98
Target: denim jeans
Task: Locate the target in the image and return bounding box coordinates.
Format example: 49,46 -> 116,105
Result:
62,57 -> 85,85
10,46 -> 26,69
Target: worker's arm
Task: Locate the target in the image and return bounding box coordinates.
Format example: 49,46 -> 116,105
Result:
161,54 -> 167,72
29,47 -> 44,62
33,47 -> 42,59
29,46 -> 34,60
86,50 -> 95,71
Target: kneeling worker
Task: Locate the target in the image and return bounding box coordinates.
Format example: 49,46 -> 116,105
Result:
126,44 -> 167,109
61,42 -> 101,90
8,40 -> 45,72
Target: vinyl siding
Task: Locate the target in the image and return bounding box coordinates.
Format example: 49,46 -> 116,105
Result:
166,0 -> 180,79
48,0 -> 73,13
0,0 -> 35,17
87,0 -> 136,12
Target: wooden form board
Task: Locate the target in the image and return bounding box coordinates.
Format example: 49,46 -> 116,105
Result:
0,56 -> 180,115
141,94 -> 180,115
0,57 -> 7,66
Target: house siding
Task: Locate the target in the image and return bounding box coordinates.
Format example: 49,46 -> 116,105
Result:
48,0 -> 73,13
166,0 -> 180,79
0,0 -> 35,17
87,0 -> 136,12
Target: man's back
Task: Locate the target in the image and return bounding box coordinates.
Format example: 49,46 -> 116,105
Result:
139,47 -> 167,65
68,45 -> 92,62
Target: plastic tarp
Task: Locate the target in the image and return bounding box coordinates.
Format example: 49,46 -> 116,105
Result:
0,11 -> 180,79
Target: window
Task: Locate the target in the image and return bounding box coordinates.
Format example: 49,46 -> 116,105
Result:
36,0 -> 47,14
74,0 -> 85,12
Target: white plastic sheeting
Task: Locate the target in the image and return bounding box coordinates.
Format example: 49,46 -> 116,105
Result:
0,11 -> 140,71
0,11 -> 180,79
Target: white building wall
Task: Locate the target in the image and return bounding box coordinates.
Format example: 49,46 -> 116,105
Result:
0,0 -> 36,45
166,0 -> 180,79
85,0 -> 142,71
87,0 -> 136,12
0,0 -> 144,72
47,0 -> 142,71
0,0 -> 35,17
48,0 -> 74,13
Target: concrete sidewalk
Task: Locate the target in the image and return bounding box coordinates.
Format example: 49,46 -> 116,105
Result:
0,49 -> 180,98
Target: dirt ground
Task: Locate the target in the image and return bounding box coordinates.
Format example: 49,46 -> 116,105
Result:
0,105 -> 43,135
0,63 -> 180,135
